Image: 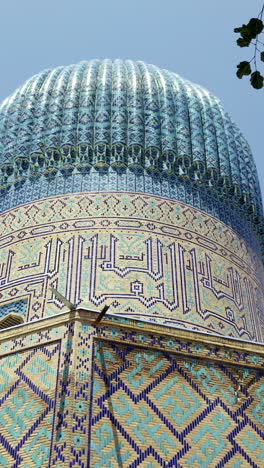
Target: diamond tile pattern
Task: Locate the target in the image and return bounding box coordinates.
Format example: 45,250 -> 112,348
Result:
90,341 -> 264,467
0,343 -> 60,467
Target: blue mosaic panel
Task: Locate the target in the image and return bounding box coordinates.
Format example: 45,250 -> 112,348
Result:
0,299 -> 28,321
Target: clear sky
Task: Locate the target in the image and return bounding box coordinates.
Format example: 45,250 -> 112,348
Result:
0,0 -> 263,197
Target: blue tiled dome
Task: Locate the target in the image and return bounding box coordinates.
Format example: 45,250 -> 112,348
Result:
0,59 -> 262,226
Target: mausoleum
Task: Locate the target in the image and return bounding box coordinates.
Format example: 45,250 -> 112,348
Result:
0,59 -> 264,467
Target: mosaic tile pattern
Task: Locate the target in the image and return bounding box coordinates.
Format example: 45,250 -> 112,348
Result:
0,192 -> 257,262
89,339 -> 264,467
0,193 -> 263,341
85,327 -> 264,468
0,342 -> 60,467
0,60 -> 262,229
0,312 -> 264,467
0,298 -> 28,321
0,321 -> 77,467
0,171 -> 262,251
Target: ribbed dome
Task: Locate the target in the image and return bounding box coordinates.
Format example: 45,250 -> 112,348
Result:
0,59 -> 262,222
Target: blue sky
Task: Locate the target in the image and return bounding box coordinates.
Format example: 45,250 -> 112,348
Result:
0,0 -> 263,196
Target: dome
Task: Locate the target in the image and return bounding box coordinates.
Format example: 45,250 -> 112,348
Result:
0,59 -> 263,241
2,62 -> 264,468
1,59 -> 264,338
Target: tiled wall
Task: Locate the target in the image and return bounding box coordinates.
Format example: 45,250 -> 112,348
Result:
1,192 -> 263,341
0,312 -> 264,467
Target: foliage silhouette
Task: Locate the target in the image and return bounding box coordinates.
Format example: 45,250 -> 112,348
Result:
235,4 -> 264,89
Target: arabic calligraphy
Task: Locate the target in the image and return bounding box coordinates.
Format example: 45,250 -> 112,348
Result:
0,192 -> 264,341
0,229 -> 263,341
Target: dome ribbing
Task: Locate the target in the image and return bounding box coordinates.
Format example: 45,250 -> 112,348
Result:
0,59 -> 262,224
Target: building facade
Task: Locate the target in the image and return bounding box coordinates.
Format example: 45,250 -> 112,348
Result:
0,60 -> 264,467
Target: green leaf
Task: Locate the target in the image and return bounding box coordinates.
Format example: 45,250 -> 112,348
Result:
236,61 -> 251,79
237,37 -> 251,47
247,18 -> 263,38
234,24 -> 249,38
250,71 -> 264,89
261,51 -> 264,62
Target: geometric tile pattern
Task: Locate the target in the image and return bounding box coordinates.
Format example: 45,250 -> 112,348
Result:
0,193 -> 264,341
0,342 -> 60,467
1,172 -> 263,255
90,340 -> 264,468
0,318 -> 76,468
0,298 -> 28,320
0,193 -> 257,263
0,312 -> 264,467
